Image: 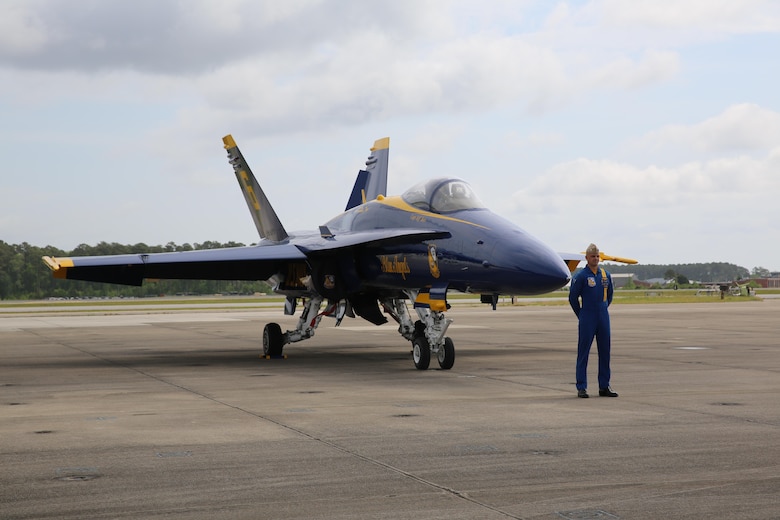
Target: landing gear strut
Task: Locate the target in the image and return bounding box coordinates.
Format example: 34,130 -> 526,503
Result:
261,296 -> 325,358
383,292 -> 455,370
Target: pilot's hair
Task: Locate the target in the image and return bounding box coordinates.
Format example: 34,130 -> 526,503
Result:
586,243 -> 599,255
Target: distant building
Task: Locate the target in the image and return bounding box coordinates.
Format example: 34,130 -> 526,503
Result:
751,276 -> 780,289
611,273 -> 634,288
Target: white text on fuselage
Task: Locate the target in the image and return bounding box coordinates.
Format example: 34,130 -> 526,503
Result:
379,255 -> 411,280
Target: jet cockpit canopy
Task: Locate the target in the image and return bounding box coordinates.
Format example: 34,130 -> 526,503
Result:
402,178 -> 486,213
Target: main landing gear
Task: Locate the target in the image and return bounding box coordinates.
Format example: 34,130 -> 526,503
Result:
261,292 -> 455,370
262,295 -> 326,358
383,292 -> 455,370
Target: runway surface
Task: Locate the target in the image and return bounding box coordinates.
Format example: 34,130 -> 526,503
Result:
2,300 -> 779,519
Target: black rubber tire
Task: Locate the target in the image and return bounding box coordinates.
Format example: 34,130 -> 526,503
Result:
263,323 -> 284,357
412,336 -> 431,370
437,337 -> 455,370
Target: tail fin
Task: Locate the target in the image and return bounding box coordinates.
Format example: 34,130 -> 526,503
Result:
345,137 -> 389,210
345,170 -> 370,210
223,135 -> 289,242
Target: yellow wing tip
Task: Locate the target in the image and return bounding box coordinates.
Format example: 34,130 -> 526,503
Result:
577,251 -> 639,265
599,252 -> 638,264
222,134 -> 237,149
42,256 -> 73,279
371,137 -> 390,151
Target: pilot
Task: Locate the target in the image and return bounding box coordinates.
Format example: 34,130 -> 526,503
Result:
568,243 -> 618,398
451,183 -> 467,198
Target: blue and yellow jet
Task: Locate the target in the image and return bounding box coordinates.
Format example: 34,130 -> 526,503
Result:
43,136 -> 631,370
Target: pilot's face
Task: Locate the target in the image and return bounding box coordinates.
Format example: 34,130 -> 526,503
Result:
586,252 -> 600,269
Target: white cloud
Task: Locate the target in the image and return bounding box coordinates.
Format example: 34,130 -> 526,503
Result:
639,104 -> 780,154
513,147 -> 779,213
598,0 -> 780,33
584,49 -> 680,90
0,2 -> 48,54
510,143 -> 780,265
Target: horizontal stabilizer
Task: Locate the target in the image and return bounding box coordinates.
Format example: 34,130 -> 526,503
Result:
223,135 -> 288,242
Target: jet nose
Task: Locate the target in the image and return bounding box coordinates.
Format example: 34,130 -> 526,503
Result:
531,252 -> 572,293
490,232 -> 572,295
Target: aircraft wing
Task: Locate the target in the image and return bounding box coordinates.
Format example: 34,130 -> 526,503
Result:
598,252 -> 638,264
559,252 -> 585,273
42,229 -> 450,286
560,251 -> 639,273
43,243 -> 306,286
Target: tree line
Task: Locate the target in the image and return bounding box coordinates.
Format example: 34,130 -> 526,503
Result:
0,240 -> 272,300
0,240 -> 765,300
605,262 -> 752,283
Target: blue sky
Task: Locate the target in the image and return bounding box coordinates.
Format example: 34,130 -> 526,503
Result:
1,0 -> 779,271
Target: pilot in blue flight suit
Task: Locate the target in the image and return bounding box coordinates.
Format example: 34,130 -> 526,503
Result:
569,243 -> 618,398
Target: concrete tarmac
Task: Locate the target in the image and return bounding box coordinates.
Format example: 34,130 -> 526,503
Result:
1,301 -> 779,519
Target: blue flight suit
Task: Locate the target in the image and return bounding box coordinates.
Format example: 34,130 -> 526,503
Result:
569,266 -> 614,391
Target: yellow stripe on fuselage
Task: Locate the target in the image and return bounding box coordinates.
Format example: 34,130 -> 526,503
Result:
374,196 -> 489,229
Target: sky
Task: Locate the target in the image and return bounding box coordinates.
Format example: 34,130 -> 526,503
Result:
1,0 -> 779,272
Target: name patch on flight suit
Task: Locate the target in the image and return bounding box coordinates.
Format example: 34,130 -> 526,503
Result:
587,276 -> 596,287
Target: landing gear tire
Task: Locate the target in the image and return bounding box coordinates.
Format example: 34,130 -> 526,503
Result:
437,337 -> 455,370
263,323 -> 284,357
412,336 -> 431,370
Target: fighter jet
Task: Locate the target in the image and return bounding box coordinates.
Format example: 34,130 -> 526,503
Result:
44,135 -> 607,370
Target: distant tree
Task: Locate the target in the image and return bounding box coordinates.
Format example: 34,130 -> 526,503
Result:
676,274 -> 690,285
664,269 -> 676,280
751,266 -> 771,277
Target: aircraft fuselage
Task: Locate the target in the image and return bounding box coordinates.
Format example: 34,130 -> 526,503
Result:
317,180 -> 571,301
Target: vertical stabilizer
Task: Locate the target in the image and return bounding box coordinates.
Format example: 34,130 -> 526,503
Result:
345,170 -> 370,210
363,137 -> 389,202
223,135 -> 289,242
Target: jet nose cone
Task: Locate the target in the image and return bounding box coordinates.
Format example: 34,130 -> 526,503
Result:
516,248 -> 570,294
490,234 -> 572,295
535,254 -> 572,292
